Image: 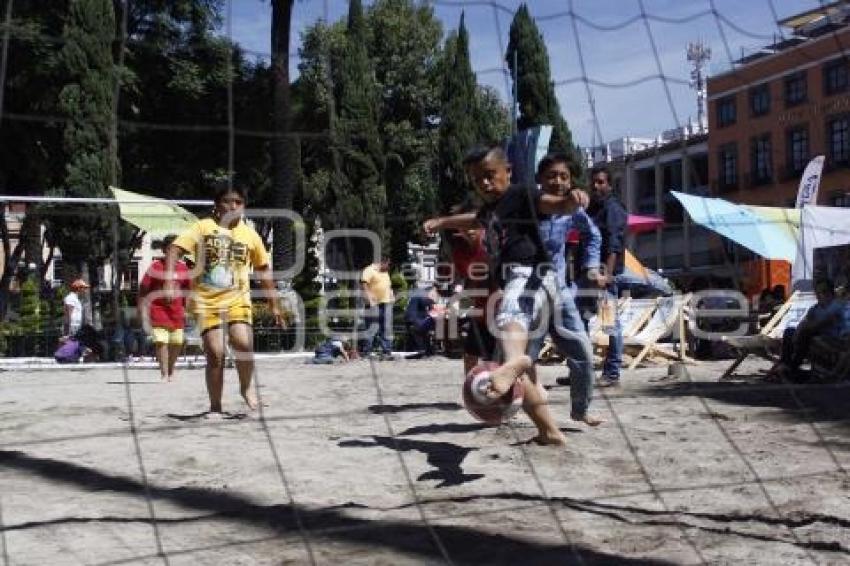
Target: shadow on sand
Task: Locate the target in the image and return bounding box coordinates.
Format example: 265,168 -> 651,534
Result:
0,449 -> 674,564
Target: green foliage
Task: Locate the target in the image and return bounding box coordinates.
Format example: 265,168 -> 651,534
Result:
51,0 -> 119,266
437,13 -> 509,213
18,278 -> 42,335
367,0 -> 443,265
0,1 -> 68,195
506,4 -> 582,177
475,85 -> 511,146
438,18 -> 475,213
390,269 -> 409,310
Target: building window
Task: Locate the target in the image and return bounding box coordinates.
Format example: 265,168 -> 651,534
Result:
749,84 -> 770,117
750,134 -> 772,184
824,59 -> 849,96
786,126 -> 809,175
784,71 -> 807,107
716,96 -> 736,127
828,115 -> 850,165
718,143 -> 737,189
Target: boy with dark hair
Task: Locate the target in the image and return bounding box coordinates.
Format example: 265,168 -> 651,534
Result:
577,165 -> 628,387
527,152 -> 603,426
423,145 -> 587,446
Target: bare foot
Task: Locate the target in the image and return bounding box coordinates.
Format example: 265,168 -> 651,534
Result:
240,388 -> 258,410
485,356 -> 531,400
531,431 -> 568,446
573,414 -> 604,427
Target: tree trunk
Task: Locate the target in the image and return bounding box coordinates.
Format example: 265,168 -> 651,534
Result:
271,0 -> 296,281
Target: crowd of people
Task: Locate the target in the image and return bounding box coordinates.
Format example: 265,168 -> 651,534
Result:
38,145 -> 850,431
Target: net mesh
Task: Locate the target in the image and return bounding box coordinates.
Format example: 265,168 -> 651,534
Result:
1,1 -> 849,564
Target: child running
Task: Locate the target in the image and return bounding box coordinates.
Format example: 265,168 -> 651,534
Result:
164,181 -> 284,414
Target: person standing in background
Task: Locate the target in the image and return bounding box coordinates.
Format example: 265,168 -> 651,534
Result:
577,166 -> 628,388
63,278 -> 90,338
360,257 -> 395,360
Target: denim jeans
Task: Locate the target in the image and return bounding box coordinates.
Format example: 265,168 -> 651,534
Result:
602,281 -> 624,378
526,276 -> 595,419
577,277 -> 623,380
362,302 -> 393,355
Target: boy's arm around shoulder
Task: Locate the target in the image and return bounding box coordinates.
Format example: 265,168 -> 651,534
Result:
423,212 -> 478,236
537,188 -> 589,216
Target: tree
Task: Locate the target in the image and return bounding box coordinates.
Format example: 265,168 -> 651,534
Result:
332,0 -> 386,258
0,1 -> 69,315
366,0 -> 443,264
474,85 -> 511,148
117,0 -> 238,200
506,3 -> 582,176
52,0 -> 119,284
437,15 -> 476,213
271,0 -> 298,278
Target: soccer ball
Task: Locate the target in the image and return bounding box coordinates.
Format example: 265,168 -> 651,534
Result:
462,361 -> 524,425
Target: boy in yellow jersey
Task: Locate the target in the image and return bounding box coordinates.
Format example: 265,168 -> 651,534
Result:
164,182 -> 284,414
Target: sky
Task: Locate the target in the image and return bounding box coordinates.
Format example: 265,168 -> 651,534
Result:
226,0 -> 822,148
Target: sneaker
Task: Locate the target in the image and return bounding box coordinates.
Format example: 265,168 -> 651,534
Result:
379,353 -> 395,361
596,376 -> 621,388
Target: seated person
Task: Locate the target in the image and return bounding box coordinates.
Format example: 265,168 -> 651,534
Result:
774,278 -> 846,380
310,336 -> 353,364
756,284 -> 786,327
404,284 -> 441,357
54,336 -> 86,363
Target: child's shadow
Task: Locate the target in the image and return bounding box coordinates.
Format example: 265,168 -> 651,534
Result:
508,426 -> 582,446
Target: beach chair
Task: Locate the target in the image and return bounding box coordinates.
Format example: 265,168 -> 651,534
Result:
719,291 -> 817,380
537,296 -> 636,363
590,297 -> 658,349
622,293 -> 693,370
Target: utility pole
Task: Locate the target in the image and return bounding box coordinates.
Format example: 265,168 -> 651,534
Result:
687,41 -> 711,133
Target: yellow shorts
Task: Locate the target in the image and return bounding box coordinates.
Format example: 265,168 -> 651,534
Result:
151,327 -> 184,345
195,305 -> 253,334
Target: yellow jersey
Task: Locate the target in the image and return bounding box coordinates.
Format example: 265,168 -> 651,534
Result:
173,218 -> 269,314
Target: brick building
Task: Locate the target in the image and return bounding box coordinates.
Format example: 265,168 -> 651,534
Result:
708,2 -> 850,208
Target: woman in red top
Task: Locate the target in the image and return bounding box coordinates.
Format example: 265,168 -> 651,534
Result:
139,235 -> 191,381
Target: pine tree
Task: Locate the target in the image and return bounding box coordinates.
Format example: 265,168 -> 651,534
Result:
331,0 -> 387,264
53,0 -> 119,274
437,13 -> 477,213
506,4 -> 582,176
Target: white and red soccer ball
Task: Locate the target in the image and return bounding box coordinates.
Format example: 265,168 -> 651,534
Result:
462,361 -> 524,425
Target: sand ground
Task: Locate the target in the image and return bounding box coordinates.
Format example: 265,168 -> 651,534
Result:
1,355 -> 849,565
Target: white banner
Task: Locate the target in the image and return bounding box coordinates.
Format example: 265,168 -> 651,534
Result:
794,155 -> 824,208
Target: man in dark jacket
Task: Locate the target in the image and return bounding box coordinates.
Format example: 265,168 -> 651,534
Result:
577,166 -> 628,387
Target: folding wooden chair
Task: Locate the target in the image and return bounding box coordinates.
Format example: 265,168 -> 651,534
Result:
623,293 -> 694,370
719,291 -> 817,380
591,297 -> 658,349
